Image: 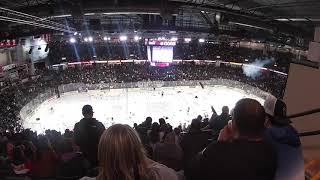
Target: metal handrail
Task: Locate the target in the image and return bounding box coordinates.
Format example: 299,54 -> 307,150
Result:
288,108 -> 320,119
299,130 -> 320,137
287,108 -> 320,137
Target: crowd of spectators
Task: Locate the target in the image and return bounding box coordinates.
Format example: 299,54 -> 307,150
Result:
50,42 -> 292,72
54,63 -> 287,96
0,62 -> 287,134
0,43 -> 295,179
0,96 -> 304,180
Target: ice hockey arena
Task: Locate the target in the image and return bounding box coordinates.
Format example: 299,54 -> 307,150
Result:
21,82 -> 266,133
1,0 -> 320,179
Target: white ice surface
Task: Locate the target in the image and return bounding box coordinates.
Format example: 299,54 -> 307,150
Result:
22,85 -> 264,133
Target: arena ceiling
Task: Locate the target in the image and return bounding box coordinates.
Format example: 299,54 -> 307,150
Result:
0,0 -> 319,46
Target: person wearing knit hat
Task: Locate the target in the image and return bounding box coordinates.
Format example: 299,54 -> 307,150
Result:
264,95 -> 304,180
264,95 -> 291,125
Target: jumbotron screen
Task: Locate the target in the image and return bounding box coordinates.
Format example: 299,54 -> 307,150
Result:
147,46 -> 173,63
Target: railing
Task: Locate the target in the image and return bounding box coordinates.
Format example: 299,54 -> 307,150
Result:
287,108 -> 320,137
288,108 -> 320,119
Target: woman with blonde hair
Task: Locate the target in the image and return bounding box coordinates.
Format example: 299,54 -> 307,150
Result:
81,124 -> 178,180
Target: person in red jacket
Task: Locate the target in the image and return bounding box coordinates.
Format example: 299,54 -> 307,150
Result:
31,135 -> 58,178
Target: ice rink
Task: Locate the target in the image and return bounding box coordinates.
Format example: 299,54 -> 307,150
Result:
22,85 -> 265,133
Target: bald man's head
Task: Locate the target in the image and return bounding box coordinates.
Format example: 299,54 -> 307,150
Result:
233,98 -> 266,137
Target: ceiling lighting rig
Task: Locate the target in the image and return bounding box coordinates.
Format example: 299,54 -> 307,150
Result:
0,7 -> 76,33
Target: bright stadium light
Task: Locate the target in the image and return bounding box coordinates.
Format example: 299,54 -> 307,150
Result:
103,36 -> 110,41
88,36 -> 93,42
84,37 -> 88,42
119,35 -> 127,41
171,37 -> 178,41
199,38 -> 205,43
73,32 -> 78,36
69,37 -> 76,43
134,35 -> 139,41
184,38 -> 192,43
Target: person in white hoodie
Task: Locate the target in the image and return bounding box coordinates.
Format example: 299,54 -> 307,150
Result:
263,95 -> 305,180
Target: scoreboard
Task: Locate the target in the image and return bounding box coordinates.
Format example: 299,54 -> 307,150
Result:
145,39 -> 176,66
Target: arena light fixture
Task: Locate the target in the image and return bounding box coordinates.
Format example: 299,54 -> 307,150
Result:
84,37 -> 88,42
84,13 -> 95,16
69,37 -> 76,43
184,38 -> 192,43
119,35 -> 127,41
88,36 -> 93,42
171,37 -> 178,41
103,36 -> 111,41
73,32 -> 78,36
215,13 -> 221,23
134,35 -> 140,41
199,38 -> 205,43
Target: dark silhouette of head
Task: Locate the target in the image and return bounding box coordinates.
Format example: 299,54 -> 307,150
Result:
82,105 -> 94,118
273,100 -> 287,118
233,98 -> 266,137
151,122 -> 160,132
145,117 -> 152,128
190,118 -> 201,132
133,123 -> 138,129
268,99 -> 289,126
197,115 -> 203,121
159,118 -> 166,126
222,106 -> 229,115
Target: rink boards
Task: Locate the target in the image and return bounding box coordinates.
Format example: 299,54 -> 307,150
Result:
20,82 -> 267,134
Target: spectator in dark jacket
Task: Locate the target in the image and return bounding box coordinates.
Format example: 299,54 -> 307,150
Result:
263,96 -> 304,180
73,105 -> 105,167
149,122 -> 160,148
153,132 -> 183,171
189,98 -> 277,180
209,106 -> 231,139
180,118 -> 209,178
